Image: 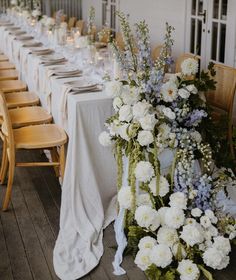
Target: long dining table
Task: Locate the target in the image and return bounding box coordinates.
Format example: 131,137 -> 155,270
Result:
0,19 -> 117,280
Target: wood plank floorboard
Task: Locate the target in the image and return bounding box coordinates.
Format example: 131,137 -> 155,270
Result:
0,148 -> 235,280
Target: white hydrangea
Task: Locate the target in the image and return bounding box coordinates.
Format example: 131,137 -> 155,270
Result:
200,216 -> 212,228
157,207 -> 168,226
186,84 -> 198,94
150,244 -> 173,268
138,236 -> 157,250
149,176 -> 170,197
113,97 -> 123,112
178,88 -> 190,99
191,208 -> 202,218
133,101 -> 151,119
137,130 -> 154,146
139,114 -> 157,130
161,81 -> 178,102
121,85 -> 141,105
135,205 -> 157,228
169,192 -> 187,209
119,105 -> 133,122
213,236 -> 231,255
117,186 -> 132,209
162,107 -> 176,120
177,259 -> 200,280
105,80 -> 123,97
181,58 -> 199,76
203,247 -> 225,269
137,193 -> 153,207
180,223 -> 204,246
119,123 -> 130,141
134,248 -> 152,271
98,131 -> 112,147
134,161 -> 154,183
165,207 -> 185,229
190,131 -> 202,143
157,226 -> 179,247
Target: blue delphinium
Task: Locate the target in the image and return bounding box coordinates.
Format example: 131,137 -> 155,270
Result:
184,109 -> 208,127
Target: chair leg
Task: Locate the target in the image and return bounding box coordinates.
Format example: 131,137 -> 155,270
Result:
2,156 -> 15,211
228,124 -> 235,159
50,148 -> 59,177
0,137 -> 7,184
59,145 -> 65,181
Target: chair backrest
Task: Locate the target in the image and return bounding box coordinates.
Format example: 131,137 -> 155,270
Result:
206,64 -> 236,115
75,20 -> 84,35
99,28 -> 111,44
68,17 -> 76,29
151,45 -> 163,61
175,53 -> 200,73
115,32 -> 125,50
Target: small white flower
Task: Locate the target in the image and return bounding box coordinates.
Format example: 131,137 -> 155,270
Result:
185,218 -> 197,225
149,176 -> 170,197
158,123 -> 171,139
191,208 -> 202,218
169,192 -> 187,209
186,84 -> 198,94
133,101 -> 151,119
119,123 -> 130,141
113,97 -> 123,112
177,259 -> 200,280
119,105 -> 133,122
135,205 -> 157,228
138,236 -> 157,250
213,236 -> 231,255
117,186 -> 132,209
181,58 -> 199,76
200,216 -> 212,228
134,161 -> 154,183
137,130 -> 154,146
98,131 -> 112,147
189,189 -> 198,199
121,85 -> 140,105
157,226 -> 179,247
139,114 -> 157,130
150,244 -> 173,268
162,107 -> 176,120
105,80 -> 123,98
180,223 -> 204,246
190,131 -> 202,143
134,248 -> 152,271
178,88 -> 190,99
137,194 -> 153,207
161,81 -> 178,102
165,207 -> 185,229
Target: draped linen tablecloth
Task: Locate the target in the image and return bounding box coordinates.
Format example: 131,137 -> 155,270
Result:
0,24 -> 118,279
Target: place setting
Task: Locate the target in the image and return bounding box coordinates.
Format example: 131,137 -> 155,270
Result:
46,65 -> 83,79
39,53 -> 67,66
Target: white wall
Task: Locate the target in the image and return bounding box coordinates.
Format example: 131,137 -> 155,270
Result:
82,0 -> 187,58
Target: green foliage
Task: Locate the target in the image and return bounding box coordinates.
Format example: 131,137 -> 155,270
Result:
126,225 -> 147,257
145,265 -> 176,280
198,265 -> 214,280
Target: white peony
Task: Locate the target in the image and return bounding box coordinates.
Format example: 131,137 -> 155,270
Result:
157,207 -> 168,226
150,244 -> 173,268
177,259 -> 200,280
203,247 -> 225,269
137,193 -> 153,207
119,123 -> 130,141
165,207 -> 185,229
133,101 -> 151,119
117,186 -> 132,209
105,80 -> 123,98
213,236 -> 231,255
98,131 -> 112,147
200,216 -> 211,228
121,85 -> 140,105
113,97 -> 123,112
138,236 -> 157,250
119,105 -> 133,122
178,88 -> 190,99
139,114 -> 157,130
169,192 -> 187,209
162,107 -> 176,120
134,248 -> 152,271
181,58 -> 198,76
134,161 -> 154,183
191,208 -> 202,218
149,176 -> 170,197
157,226 -> 179,247
137,130 -> 154,146
161,81 -> 178,102
135,205 -> 157,228
180,223 -> 204,246
186,84 -> 198,94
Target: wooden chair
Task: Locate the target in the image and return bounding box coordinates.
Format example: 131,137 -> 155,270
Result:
0,55 -> 9,62
68,17 -> 77,30
88,26 -> 97,42
0,69 -> 18,81
99,28 -> 111,44
175,53 -> 200,73
75,20 -> 84,35
151,45 -> 163,61
0,80 -> 27,93
115,32 -> 125,50
0,62 -> 15,71
206,64 -> 236,158
5,91 -> 40,109
0,91 -> 67,211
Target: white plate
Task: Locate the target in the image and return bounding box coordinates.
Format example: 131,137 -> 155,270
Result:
68,79 -> 98,89
41,54 -> 65,61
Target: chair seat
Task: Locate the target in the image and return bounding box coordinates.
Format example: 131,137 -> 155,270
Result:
9,106 -> 52,128
14,124 -> 67,149
0,62 -> 15,70
0,80 -> 27,93
0,54 -> 9,62
5,91 -> 40,108
0,69 -> 18,81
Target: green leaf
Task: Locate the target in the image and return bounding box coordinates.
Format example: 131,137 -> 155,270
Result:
162,270 -> 176,280
198,265 -> 214,280
145,264 -> 162,280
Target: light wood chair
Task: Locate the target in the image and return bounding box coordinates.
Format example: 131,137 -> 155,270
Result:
0,55 -> 9,62
206,64 -> 236,158
0,62 -> 15,71
75,20 -> 84,35
0,91 -> 67,211
0,69 -> 18,81
99,28 -> 111,44
151,45 -> 163,61
5,91 -> 40,109
115,32 -> 125,50
68,17 -> 77,30
0,80 -> 27,93
175,53 -> 200,73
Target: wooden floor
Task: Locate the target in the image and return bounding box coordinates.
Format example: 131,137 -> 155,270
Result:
0,149 -> 235,280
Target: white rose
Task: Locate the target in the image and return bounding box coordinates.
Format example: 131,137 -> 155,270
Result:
134,248 -> 152,271
186,84 -> 198,94
213,236 -> 231,255
137,193 -> 153,207
105,80 -> 123,98
149,176 -> 169,197
113,97 -> 123,112
137,130 -> 154,146
161,81 -> 178,102
119,105 -> 133,122
177,259 -> 200,280
98,131 -> 112,147
157,226 -> 179,247
180,223 -> 204,246
121,85 -> 140,105
138,236 -> 157,250
178,88 -> 190,99
150,244 -> 172,268
133,100 -> 151,119
165,207 -> 185,229
191,208 -> 202,218
135,205 -> 157,228
203,247 -> 225,269
134,161 -> 154,183
169,192 -> 187,209
119,123 -> 130,141
200,216 -> 211,228
162,107 -> 176,120
181,58 -> 198,76
117,186 -> 132,209
139,114 -> 157,130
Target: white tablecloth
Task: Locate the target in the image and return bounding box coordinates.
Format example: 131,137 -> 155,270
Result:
0,23 -> 117,279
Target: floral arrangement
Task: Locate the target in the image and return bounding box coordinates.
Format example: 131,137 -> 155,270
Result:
87,5 -> 95,34
99,13 -> 236,280
31,0 -> 42,21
